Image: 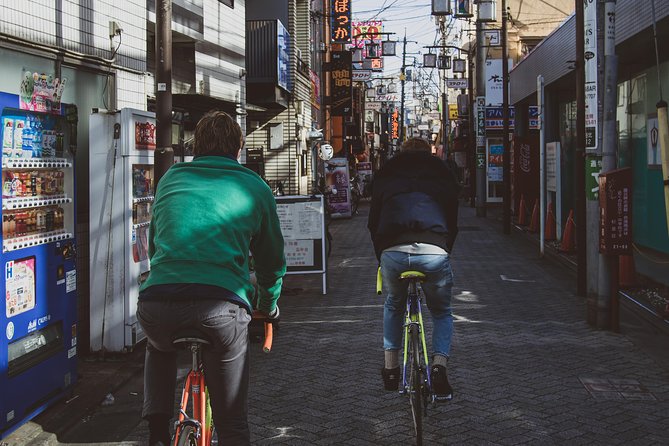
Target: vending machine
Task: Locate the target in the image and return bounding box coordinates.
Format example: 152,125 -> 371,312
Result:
0,91 -> 78,438
89,108 -> 155,353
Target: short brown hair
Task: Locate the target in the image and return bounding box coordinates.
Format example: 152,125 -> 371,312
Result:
193,110 -> 243,157
400,137 -> 431,153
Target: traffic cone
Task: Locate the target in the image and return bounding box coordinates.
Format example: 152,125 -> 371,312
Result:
517,194 -> 528,226
559,210 -> 575,253
528,199 -> 539,233
545,201 -> 556,241
618,254 -> 637,288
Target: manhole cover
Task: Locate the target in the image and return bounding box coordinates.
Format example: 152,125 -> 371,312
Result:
579,377 -> 657,400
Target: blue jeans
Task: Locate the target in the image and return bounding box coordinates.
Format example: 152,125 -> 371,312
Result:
380,251 -> 454,358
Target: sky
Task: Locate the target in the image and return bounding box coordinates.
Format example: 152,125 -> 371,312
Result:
351,0 -> 472,105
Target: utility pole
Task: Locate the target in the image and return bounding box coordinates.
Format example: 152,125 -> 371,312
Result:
501,0 -> 510,234
468,51 -> 476,208
475,6 -> 487,217
441,19 -> 449,158
399,32 -> 407,144
154,0 -> 173,186
598,0 -> 618,330
575,0 -> 587,298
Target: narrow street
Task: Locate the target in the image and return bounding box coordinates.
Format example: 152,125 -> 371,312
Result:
7,201 -> 668,445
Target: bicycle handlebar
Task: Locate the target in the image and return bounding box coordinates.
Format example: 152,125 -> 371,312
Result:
252,311 -> 274,353
376,267 -> 383,295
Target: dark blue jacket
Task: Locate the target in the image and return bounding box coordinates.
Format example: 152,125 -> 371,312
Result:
367,151 -> 459,260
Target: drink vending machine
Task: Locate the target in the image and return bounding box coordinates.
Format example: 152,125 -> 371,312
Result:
0,91 -> 78,438
89,108 -> 155,353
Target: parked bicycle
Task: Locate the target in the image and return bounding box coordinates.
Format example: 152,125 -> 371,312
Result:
376,268 -> 450,445
170,314 -> 274,446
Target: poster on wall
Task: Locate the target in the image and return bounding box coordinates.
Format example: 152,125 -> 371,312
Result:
19,70 -> 67,113
5,256 -> 36,318
324,158 -> 352,218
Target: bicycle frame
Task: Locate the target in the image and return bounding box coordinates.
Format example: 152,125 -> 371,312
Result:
402,279 -> 432,394
173,343 -> 213,446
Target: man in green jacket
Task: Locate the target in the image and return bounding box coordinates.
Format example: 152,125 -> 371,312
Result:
137,111 -> 286,446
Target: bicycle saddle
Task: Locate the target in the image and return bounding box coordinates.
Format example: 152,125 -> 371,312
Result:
399,271 -> 426,281
171,329 -> 212,346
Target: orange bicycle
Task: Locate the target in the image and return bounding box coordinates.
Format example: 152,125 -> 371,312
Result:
170,312 -> 274,446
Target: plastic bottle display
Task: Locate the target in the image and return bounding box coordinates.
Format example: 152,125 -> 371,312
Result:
1,111 -> 71,247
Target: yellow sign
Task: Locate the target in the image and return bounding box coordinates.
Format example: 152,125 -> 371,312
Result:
449,104 -> 458,120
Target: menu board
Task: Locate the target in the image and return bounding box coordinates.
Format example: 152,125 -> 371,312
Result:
275,195 -> 325,273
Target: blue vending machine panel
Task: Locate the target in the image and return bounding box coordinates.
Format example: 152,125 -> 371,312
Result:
0,92 -> 77,438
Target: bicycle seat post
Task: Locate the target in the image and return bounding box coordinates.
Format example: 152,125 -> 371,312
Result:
189,342 -> 200,372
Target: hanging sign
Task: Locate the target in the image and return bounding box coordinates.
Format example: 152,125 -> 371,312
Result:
330,51 -> 352,116
331,0 -> 352,43
447,78 -> 468,89
19,70 -> 67,113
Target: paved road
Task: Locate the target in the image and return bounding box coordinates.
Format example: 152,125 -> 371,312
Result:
5,201 -> 669,445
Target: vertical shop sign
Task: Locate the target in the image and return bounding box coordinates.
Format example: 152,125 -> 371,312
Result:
476,96 -> 486,168
331,0 -> 352,43
391,110 -> 399,139
310,70 -> 321,108
330,51 -> 352,116
584,0 -> 598,150
599,167 -> 632,254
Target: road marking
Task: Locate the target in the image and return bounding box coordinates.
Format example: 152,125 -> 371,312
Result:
281,319 -> 364,324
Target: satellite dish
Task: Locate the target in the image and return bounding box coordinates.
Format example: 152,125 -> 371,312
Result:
318,143 -> 334,161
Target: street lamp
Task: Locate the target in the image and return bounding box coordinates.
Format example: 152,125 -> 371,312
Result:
423,53 -> 437,68
438,54 -> 451,70
452,58 -> 466,74
382,40 -> 397,56
431,0 -> 452,16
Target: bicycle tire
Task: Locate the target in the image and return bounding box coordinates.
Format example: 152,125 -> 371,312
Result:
175,424 -> 198,446
409,324 -> 424,446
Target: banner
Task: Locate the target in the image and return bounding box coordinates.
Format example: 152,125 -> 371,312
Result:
324,158 -> 352,218
513,134 -> 540,216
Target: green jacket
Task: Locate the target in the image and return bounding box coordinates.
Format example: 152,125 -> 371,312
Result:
140,156 -> 286,314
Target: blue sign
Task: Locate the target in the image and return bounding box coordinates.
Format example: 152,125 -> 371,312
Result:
529,105 -> 539,130
485,106 -> 515,130
277,20 -> 291,91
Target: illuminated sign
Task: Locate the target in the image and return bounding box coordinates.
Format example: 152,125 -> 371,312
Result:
330,51 -> 352,116
391,110 -> 399,139
331,0 -> 352,43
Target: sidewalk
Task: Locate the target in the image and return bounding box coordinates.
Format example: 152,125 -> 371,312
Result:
4,201 -> 669,445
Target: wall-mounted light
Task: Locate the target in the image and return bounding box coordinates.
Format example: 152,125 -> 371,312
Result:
438,55 -> 451,70
423,53 -> 437,68
431,0 -> 452,16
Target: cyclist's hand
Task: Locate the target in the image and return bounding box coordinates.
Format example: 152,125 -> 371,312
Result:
266,306 -> 280,330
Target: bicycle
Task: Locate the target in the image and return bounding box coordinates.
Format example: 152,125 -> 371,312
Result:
170,313 -> 274,446
376,268 -> 445,446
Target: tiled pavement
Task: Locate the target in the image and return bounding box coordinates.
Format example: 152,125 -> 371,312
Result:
4,201 -> 669,445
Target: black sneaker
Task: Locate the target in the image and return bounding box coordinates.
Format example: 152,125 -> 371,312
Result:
431,365 -> 453,400
381,366 -> 400,391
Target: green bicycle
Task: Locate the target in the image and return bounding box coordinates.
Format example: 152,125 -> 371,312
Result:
377,268 -> 443,446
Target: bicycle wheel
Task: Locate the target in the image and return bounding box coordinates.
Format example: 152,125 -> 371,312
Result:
174,424 -> 198,446
408,325 -> 424,446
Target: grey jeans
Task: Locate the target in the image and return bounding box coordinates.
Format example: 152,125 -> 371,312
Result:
137,299 -> 252,445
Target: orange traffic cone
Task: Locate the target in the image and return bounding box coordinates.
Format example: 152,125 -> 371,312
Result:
517,194 -> 528,226
528,199 -> 539,233
545,201 -> 556,241
618,254 -> 637,288
559,210 -> 575,253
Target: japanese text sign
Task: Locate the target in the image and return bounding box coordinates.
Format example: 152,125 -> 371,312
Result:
331,0 -> 352,43
599,167 -> 632,255
330,51 -> 352,116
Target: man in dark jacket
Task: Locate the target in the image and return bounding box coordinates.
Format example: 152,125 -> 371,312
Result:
368,137 -> 459,399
